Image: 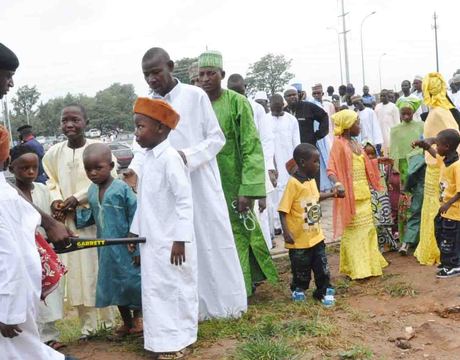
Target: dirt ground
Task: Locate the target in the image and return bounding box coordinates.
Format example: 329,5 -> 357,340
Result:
61,249 -> 460,360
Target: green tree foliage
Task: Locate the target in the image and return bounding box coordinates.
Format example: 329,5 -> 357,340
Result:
173,57 -> 198,84
10,85 -> 41,132
245,54 -> 295,96
92,83 -> 137,131
26,83 -> 137,136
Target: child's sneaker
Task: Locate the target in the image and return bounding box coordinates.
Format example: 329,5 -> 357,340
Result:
436,267 -> 460,278
322,288 -> 335,308
291,288 -> 305,301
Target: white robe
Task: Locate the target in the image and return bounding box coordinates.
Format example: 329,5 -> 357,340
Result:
375,102 -> 400,154
356,107 -> 383,147
0,172 -> 64,360
130,139 -> 198,353
250,99 -> 274,249
31,183 -> 64,342
269,112 -> 300,229
130,81 -> 247,320
270,112 -> 301,190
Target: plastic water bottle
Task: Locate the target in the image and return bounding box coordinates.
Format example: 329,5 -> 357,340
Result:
322,288 -> 335,308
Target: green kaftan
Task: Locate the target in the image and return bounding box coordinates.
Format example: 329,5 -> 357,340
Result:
212,89 -> 278,295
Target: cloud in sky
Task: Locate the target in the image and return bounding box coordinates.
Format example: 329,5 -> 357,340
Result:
2,0 -> 459,102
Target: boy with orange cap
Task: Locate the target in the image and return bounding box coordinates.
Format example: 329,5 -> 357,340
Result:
130,97 -> 197,359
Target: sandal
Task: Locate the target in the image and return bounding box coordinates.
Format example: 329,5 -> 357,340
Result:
46,340 -> 67,350
156,349 -> 188,359
129,317 -> 143,335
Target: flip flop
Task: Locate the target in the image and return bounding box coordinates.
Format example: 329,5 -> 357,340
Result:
156,349 -> 189,359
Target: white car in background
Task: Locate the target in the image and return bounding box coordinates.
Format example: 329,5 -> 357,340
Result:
87,128 -> 101,138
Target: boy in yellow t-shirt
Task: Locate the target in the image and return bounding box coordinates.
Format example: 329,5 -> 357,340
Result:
278,143 -> 340,301
414,129 -> 460,278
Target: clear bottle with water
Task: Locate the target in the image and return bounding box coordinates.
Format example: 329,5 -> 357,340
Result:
322,288 -> 335,308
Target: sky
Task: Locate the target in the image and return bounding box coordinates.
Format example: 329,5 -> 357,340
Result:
2,0 -> 460,104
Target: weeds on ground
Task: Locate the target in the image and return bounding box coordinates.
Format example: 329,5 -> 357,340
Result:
339,345 -> 373,359
233,336 -> 299,360
383,281 -> 417,297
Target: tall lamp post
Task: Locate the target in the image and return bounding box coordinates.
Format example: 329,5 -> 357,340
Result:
378,52 -> 387,91
360,11 -> 376,88
327,26 -> 344,85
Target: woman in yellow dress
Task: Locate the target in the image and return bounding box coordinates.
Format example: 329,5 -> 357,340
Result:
327,110 -> 388,279
414,72 -> 459,265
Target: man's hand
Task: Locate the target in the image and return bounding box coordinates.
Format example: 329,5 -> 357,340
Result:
237,196 -> 252,213
0,323 -> 22,338
177,150 -> 187,165
258,198 -> 267,213
412,139 -> 430,150
268,169 -> 277,188
42,215 -> 75,244
61,196 -> 79,212
170,241 -> 185,266
127,243 -> 137,253
283,230 -> 295,244
122,169 -> 138,191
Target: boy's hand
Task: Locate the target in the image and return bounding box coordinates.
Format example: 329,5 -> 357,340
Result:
333,182 -> 345,198
412,139 -> 430,150
127,243 -> 137,253
0,323 -> 22,338
122,169 -> 138,191
283,230 -> 295,244
170,241 -> 185,266
51,200 -> 64,212
439,202 -> 451,215
53,210 -> 66,223
61,196 -> 79,212
132,255 -> 140,267
258,198 -> 266,213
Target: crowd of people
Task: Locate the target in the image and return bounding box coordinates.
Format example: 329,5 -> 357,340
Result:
2,40 -> 460,360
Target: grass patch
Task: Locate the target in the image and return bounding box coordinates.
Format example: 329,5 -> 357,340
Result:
384,281 -> 417,297
233,336 -> 299,360
339,345 -> 373,359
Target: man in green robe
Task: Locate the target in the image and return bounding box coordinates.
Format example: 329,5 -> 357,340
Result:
198,50 -> 278,295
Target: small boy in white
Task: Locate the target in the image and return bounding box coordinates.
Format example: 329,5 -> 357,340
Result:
130,97 -> 198,359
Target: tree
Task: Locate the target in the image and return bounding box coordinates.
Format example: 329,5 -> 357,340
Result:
245,54 -> 295,96
173,57 -> 198,84
92,83 -> 137,132
10,85 -> 41,127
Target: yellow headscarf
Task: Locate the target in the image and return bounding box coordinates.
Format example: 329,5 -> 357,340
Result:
332,109 -> 358,136
422,72 -> 454,110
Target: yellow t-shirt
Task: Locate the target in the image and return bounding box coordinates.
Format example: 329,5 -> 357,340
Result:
438,155 -> 460,221
278,176 -> 324,249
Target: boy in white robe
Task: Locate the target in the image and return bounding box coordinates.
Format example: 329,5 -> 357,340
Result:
351,95 -> 383,153
130,97 -> 198,359
375,90 -> 400,155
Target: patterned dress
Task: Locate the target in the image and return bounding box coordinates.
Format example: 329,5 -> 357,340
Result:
339,154 -> 389,279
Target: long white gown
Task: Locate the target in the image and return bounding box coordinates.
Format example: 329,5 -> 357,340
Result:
130,139 -> 198,353
375,102 -> 400,154
0,172 -> 64,360
269,111 -> 301,227
130,81 -> 247,320
356,107 -> 384,148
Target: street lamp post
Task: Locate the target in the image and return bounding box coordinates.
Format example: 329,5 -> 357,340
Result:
360,11 -> 376,88
378,53 -> 387,91
327,27 -> 344,85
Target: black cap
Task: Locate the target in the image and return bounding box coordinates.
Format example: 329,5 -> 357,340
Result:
17,124 -> 32,133
0,43 -> 19,71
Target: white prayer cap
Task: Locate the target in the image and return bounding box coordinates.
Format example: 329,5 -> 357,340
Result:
254,91 -> 268,101
284,85 -> 298,94
414,75 -> 423,81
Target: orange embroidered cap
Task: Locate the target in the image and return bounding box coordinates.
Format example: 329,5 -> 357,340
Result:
134,97 -> 180,129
